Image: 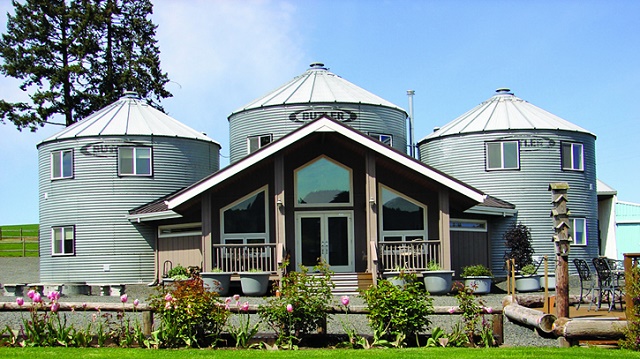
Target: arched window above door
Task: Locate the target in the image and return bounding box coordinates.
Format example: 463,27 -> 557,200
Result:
294,156 -> 352,207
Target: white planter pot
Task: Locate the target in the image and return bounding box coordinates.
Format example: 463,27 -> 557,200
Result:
422,270 -> 454,295
515,275 -> 541,292
463,276 -> 492,294
201,272 -> 232,296
539,274 -> 556,290
382,271 -> 407,287
239,272 -> 270,296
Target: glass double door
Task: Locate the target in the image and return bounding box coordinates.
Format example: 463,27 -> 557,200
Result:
295,211 -> 354,272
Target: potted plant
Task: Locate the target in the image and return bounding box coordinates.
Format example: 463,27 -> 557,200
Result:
421,261 -> 454,295
503,223 -> 539,292
461,264 -> 493,294
239,268 -> 271,296
514,264 -> 541,292
163,264 -> 190,284
382,266 -> 411,287
200,267 -> 232,296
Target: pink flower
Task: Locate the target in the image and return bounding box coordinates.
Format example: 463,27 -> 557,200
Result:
16,297 -> 24,306
241,301 -> 249,311
225,297 -> 232,304
133,299 -> 140,307
341,296 -> 350,306
448,307 -> 456,314
32,292 -> 42,303
164,293 -> 173,302
165,302 -> 172,310
233,294 -> 240,302
51,302 -> 60,312
82,303 -> 87,309
286,303 -> 293,313
27,290 -> 35,299
484,306 -> 493,314
120,294 -> 128,303
47,291 -> 60,301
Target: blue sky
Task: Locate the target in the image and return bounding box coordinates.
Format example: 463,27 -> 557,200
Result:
1,0 -> 638,225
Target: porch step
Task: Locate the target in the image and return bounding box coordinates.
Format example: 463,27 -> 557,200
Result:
329,273 -> 373,296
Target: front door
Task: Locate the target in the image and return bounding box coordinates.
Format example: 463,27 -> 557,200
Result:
295,211 -> 354,272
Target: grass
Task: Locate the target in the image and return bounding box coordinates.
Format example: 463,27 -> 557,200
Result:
0,347 -> 639,359
0,224 -> 39,257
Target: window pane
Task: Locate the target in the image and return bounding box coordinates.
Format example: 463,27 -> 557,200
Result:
52,152 -> 61,178
562,143 -> 572,169
572,144 -> 583,170
503,142 -> 518,168
135,148 -> 152,175
381,188 -> 424,231
248,137 -> 259,153
224,192 -> 265,234
296,158 -> 350,204
119,148 -> 134,174
260,135 -> 271,147
53,228 -> 62,254
574,218 -> 586,245
62,150 -> 73,177
487,143 -> 502,169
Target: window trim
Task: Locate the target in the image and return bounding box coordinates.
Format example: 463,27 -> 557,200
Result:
368,132 -> 393,146
118,146 -> 153,176
485,140 -> 520,171
220,186 -> 269,243
51,149 -> 74,180
378,184 -> 428,242
561,142 -> 584,171
51,225 -> 75,256
294,155 -> 353,208
571,218 -> 587,246
247,134 -> 273,154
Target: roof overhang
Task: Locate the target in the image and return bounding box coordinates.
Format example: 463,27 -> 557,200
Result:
166,116 -> 485,210
464,205 -> 517,217
126,210 -> 182,223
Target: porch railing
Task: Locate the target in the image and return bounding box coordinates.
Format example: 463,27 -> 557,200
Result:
379,240 -> 440,272
212,243 -> 277,273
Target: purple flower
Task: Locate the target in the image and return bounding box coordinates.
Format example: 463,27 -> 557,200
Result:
448,307 -> 456,314
47,291 -> 60,301
120,294 -> 128,303
133,299 -> 140,307
32,292 -> 42,303
241,301 -> 249,311
16,297 -> 24,306
286,303 -> 293,313
164,293 -> 173,302
341,296 -> 350,306
27,290 -> 35,299
51,302 -> 60,312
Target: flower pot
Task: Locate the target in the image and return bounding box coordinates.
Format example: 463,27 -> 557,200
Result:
239,272 -> 270,296
463,276 -> 492,294
382,271 -> 406,287
422,270 -> 454,295
201,272 -> 232,296
515,275 -> 541,292
538,273 -> 555,290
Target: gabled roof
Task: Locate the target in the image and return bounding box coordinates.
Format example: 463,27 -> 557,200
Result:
230,63 -> 407,116
39,92 -> 218,146
597,179 -> 617,197
162,116 -> 485,212
420,88 -> 595,143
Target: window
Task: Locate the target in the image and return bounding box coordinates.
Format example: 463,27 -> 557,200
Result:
295,156 -> 352,206
379,186 -> 427,242
118,147 -> 152,176
450,219 -> 487,232
562,142 -> 584,171
247,134 -> 273,154
52,226 -> 74,255
572,218 -> 587,245
221,187 -> 268,243
158,223 -> 202,238
51,149 -> 73,179
486,141 -> 519,170
368,133 -> 393,146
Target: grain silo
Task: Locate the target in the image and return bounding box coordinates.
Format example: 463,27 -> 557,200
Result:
37,93 -> 220,283
418,88 -> 598,274
228,63 -> 408,163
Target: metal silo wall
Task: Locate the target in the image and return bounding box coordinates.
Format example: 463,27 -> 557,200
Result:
38,136 -> 220,283
420,130 -> 598,276
229,104 -> 407,163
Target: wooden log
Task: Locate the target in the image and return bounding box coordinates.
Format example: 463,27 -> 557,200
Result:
502,294 -> 581,308
552,318 -> 627,340
503,302 -> 557,333
0,301 -> 152,312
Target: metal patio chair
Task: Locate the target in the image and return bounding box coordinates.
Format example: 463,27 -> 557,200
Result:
573,258 -> 594,309
592,257 -> 624,311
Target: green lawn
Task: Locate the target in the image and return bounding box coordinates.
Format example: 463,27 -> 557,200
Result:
0,347 -> 638,359
0,241 -> 39,257
0,224 -> 39,257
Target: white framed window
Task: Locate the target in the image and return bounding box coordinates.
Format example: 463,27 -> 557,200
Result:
247,134 -> 273,154
379,185 -> 427,242
118,147 -> 152,176
52,226 -> 74,255
562,142 -> 584,171
572,218 -> 587,245
295,156 -> 352,207
368,133 -> 393,146
221,186 -> 268,243
158,223 -> 202,238
450,219 -> 487,232
486,141 -> 519,170
51,149 -> 73,179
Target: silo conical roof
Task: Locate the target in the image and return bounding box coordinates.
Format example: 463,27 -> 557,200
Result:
421,88 -> 594,142
39,92 -> 217,145
231,62 -> 406,115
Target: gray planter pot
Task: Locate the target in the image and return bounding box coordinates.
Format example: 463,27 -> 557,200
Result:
382,271 -> 407,287
422,270 -> 454,295
515,275 -> 541,292
463,276 -> 492,294
201,272 -> 232,296
239,272 -> 271,296
539,273 -> 556,290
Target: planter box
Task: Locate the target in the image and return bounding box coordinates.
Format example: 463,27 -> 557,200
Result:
239,272 -> 270,296
463,276 -> 492,294
422,270 -> 454,295
201,272 -> 232,296
515,275 -> 541,292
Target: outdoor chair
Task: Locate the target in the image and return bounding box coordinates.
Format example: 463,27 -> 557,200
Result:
573,258 -> 594,310
592,257 -> 624,311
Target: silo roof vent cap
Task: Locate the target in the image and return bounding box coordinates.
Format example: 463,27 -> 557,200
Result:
495,88 -> 513,95
121,90 -> 140,99
309,62 -> 327,70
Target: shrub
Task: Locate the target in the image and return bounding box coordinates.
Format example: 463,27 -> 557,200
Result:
167,264 -> 189,279
504,223 -> 535,270
258,260 -> 334,348
452,282 -> 496,347
520,264 -> 537,276
461,264 -> 492,277
148,277 -> 229,348
360,272 -> 433,346
621,264 -> 640,350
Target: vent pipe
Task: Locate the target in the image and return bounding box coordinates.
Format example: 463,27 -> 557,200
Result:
407,90 -> 415,158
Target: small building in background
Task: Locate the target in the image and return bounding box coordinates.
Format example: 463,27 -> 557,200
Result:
615,201 -> 640,260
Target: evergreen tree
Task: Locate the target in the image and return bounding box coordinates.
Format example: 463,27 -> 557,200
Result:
0,0 -> 171,132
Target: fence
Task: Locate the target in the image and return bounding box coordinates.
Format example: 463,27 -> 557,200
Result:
0,228 -> 39,257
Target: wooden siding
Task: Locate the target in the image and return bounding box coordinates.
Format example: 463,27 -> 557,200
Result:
158,235 -> 203,276
420,130 -> 598,275
228,103 -> 407,163
450,230 -> 490,278
38,136 -> 220,283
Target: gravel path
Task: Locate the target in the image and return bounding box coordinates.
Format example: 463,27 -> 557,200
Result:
0,257 -> 566,347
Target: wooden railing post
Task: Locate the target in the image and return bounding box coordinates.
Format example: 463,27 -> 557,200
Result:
143,311 -> 153,335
